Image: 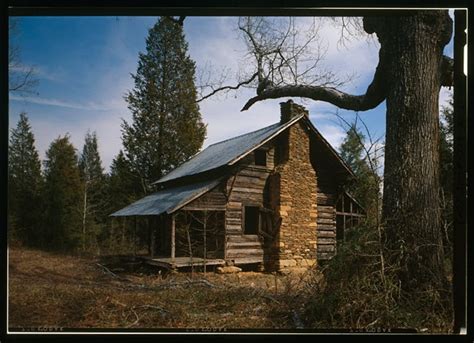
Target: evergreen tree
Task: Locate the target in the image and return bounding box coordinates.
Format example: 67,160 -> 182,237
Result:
104,150 -> 142,253
339,124 -> 380,216
8,112 -> 42,245
79,131 -> 106,252
42,135 -> 83,251
122,17 -> 206,194
107,150 -> 141,214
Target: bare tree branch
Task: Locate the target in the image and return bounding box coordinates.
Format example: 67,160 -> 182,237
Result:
9,18 -> 38,94
197,72 -> 259,103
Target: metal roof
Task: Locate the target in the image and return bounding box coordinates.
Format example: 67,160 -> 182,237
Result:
110,178 -> 222,217
154,114 -> 304,185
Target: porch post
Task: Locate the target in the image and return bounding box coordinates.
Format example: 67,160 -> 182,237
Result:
133,216 -> 137,256
171,213 -> 176,260
150,217 -> 155,258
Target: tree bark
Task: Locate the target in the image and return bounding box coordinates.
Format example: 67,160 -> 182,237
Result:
367,11 -> 452,290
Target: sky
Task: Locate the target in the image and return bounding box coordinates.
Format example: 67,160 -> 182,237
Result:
8,15 -> 454,173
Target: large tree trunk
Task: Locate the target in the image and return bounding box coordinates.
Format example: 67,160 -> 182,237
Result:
366,11 -> 452,290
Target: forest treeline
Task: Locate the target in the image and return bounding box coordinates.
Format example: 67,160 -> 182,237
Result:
8,17 -> 206,255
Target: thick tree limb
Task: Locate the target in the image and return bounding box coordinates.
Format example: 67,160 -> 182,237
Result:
242,52 -> 388,112
241,84 -> 386,112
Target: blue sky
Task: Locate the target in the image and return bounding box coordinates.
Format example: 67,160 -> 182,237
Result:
9,15 -> 453,173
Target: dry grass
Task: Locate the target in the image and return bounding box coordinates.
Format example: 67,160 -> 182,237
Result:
8,247 -> 320,330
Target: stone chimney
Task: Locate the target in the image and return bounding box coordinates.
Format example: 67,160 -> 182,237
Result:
280,99 -> 309,124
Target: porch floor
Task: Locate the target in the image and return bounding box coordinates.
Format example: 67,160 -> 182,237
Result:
144,256 -> 226,269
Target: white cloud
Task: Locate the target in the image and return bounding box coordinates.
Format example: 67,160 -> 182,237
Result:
9,94 -> 123,112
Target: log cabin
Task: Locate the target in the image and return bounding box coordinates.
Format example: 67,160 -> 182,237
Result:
111,100 -> 365,271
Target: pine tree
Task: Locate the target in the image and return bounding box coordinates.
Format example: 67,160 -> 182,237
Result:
8,112 -> 42,245
79,131 -> 106,252
42,135 -> 83,251
104,150 -> 142,252
339,124 -> 380,216
107,150 -> 141,213
122,17 -> 206,194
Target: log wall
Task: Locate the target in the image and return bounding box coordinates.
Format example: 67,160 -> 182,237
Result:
182,183 -> 227,211
224,145 -> 274,264
316,192 -> 337,260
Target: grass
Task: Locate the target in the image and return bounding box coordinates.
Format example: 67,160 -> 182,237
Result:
8,247 -> 318,330
8,244 -> 453,332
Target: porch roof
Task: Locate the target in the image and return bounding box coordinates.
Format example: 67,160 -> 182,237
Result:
110,178 -> 222,217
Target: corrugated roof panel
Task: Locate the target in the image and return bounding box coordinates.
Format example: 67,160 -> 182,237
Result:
110,178 -> 221,217
154,115 -> 302,184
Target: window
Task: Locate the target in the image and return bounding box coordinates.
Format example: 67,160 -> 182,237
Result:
243,206 -> 260,234
335,192 -> 366,243
254,149 -> 267,166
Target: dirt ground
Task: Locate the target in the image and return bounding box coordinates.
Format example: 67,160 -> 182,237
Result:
8,247 -> 322,331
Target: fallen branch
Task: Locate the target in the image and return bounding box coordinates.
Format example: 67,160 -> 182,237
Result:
262,294 -> 280,304
95,263 -> 130,282
126,308 -> 140,328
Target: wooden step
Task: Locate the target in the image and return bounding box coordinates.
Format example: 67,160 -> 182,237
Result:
231,257 -> 264,265
226,241 -> 262,248
226,235 -> 260,243
226,248 -> 264,258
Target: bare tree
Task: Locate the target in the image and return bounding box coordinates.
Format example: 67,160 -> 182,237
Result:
9,18 -> 38,94
195,12 -> 455,293
197,17 -> 354,103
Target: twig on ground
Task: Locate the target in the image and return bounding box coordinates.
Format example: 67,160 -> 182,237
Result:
126,308 -> 140,328
128,279 -> 219,291
95,263 -> 130,282
262,294 -> 281,304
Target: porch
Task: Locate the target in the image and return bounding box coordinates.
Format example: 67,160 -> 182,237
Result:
144,256 -> 226,269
